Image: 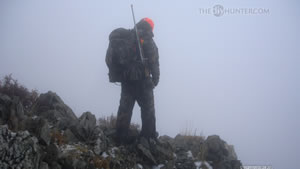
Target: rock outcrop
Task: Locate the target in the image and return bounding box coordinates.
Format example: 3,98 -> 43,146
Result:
32,91 -> 77,130
0,91 -> 243,169
0,125 -> 42,169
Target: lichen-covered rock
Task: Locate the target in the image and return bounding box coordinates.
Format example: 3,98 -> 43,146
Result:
58,144 -> 94,169
0,125 -> 42,169
92,130 -> 108,155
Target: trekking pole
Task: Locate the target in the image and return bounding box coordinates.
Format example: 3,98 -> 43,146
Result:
131,4 -> 146,63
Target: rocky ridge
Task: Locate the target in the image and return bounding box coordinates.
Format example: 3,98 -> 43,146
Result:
0,91 -> 242,169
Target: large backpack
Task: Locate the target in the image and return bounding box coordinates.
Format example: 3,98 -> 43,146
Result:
105,28 -> 133,82
106,28 -> 144,82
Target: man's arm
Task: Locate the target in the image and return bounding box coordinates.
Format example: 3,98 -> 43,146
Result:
143,38 -> 160,86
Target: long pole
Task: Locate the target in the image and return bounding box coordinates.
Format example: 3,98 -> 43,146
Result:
131,4 -> 145,63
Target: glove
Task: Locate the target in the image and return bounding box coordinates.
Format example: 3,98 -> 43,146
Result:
152,77 -> 159,87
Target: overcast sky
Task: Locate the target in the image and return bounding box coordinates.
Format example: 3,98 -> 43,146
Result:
0,0 -> 299,168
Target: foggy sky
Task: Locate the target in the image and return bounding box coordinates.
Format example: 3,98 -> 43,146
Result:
0,0 -> 299,168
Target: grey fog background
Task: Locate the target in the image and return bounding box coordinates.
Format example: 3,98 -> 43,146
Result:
0,0 -> 299,168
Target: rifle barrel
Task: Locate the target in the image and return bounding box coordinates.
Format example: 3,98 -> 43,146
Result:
131,4 -> 145,63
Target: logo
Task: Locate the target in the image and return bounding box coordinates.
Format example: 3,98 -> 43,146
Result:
213,5 -> 224,17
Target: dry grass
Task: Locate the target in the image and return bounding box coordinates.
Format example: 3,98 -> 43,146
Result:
178,127 -> 207,161
98,114 -> 140,131
92,156 -> 111,169
74,144 -> 89,153
98,114 -> 117,130
0,74 -> 39,111
180,127 -> 205,140
51,130 -> 66,145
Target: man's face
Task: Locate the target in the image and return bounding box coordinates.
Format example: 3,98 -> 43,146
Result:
136,27 -> 153,39
136,21 -> 153,38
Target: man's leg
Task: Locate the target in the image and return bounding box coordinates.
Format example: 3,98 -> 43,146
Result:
116,83 -> 135,141
137,86 -> 156,138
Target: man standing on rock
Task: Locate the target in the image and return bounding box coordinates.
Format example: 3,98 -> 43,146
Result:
106,17 -> 160,143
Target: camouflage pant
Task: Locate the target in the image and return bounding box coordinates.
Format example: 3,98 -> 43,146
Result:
116,78 -> 156,139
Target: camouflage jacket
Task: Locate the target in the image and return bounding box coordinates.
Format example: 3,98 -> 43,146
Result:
130,29 -> 160,86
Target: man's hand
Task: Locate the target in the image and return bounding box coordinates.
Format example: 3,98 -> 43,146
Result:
152,77 -> 159,87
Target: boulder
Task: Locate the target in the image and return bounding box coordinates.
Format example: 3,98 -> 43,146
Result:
204,135 -> 229,162
204,135 -> 242,169
173,134 -> 205,158
136,137 -> 175,166
24,117 -> 51,145
92,128 -> 108,155
70,111 -> 98,142
137,143 -> 157,164
150,138 -> 174,164
0,125 -> 42,169
79,111 -> 96,132
32,91 -> 77,129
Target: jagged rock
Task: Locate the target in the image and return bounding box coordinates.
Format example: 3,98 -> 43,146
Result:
70,112 -> 98,142
150,138 -> 174,164
92,129 -> 108,155
79,111 -> 96,132
138,143 -> 157,164
204,135 -> 242,169
109,145 -> 140,169
135,137 -> 174,167
32,91 -> 77,129
25,117 -> 51,145
0,125 -> 42,169
0,94 -> 26,131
